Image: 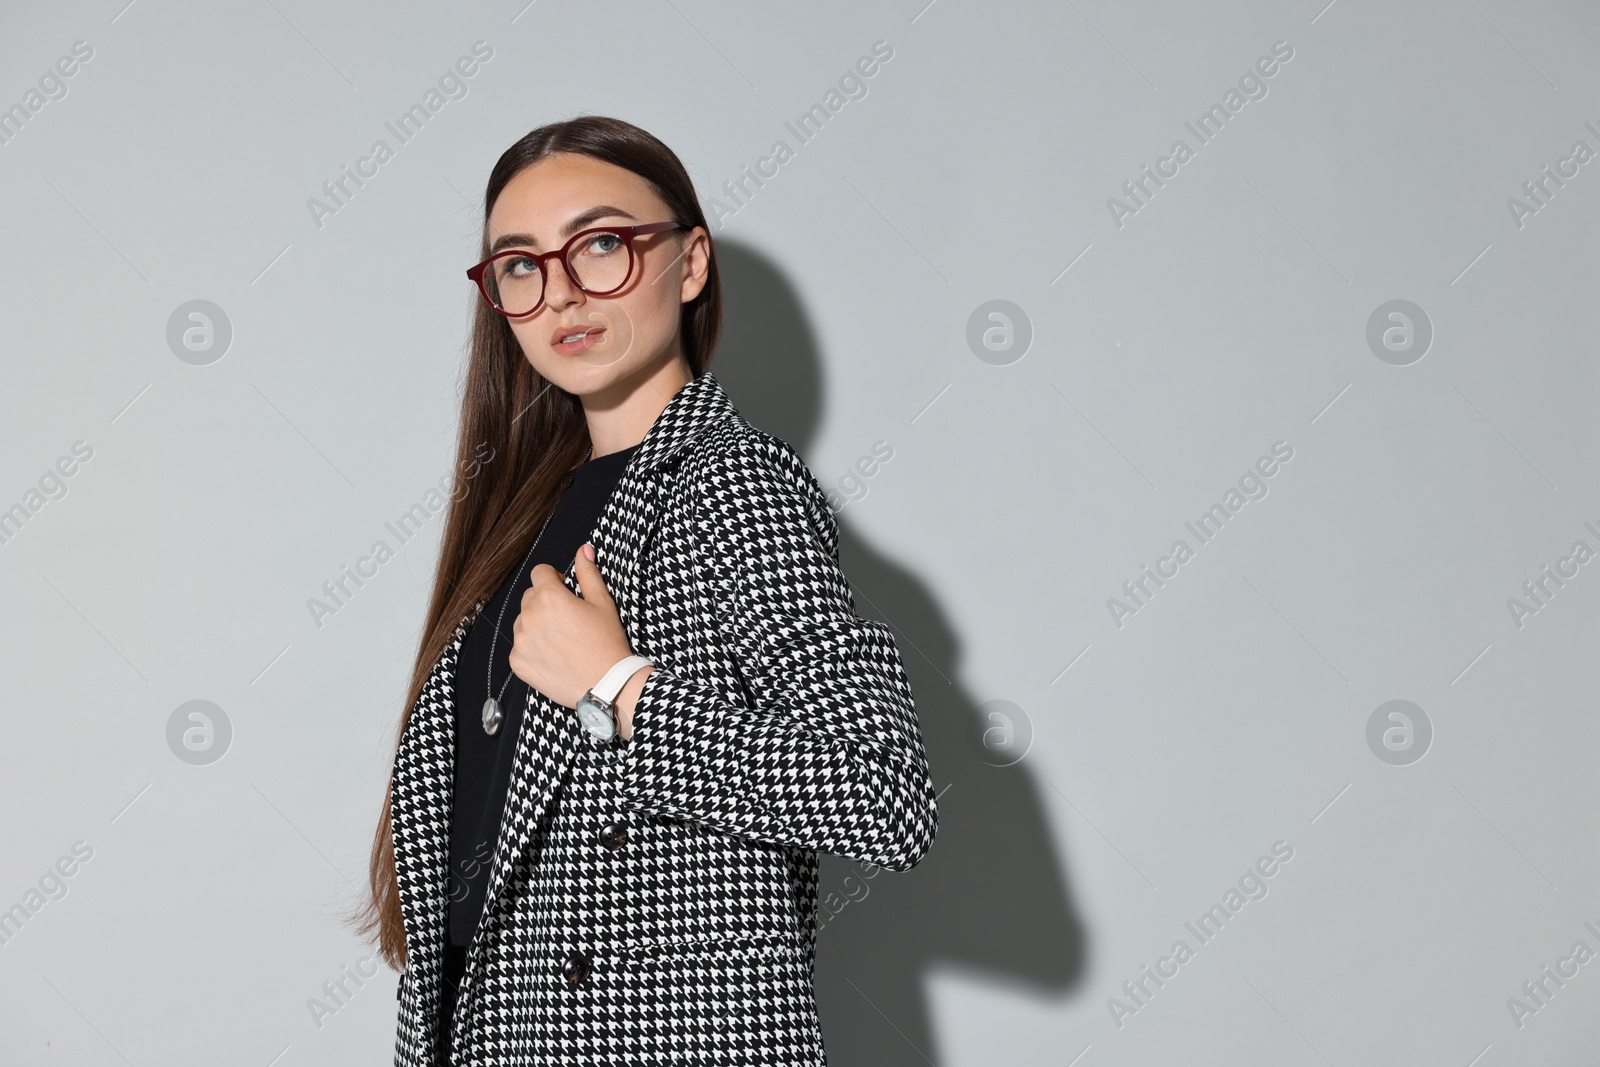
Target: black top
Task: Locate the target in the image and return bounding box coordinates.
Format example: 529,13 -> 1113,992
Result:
446,441 -> 639,947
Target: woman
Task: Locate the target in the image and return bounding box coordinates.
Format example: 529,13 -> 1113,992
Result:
354,115 -> 939,1065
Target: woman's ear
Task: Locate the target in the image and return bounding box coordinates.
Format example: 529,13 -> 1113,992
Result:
678,226 -> 712,304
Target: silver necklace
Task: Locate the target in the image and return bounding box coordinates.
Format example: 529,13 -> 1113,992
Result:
481,446 -> 591,736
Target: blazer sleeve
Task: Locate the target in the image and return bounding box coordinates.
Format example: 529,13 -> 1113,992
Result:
615,434 -> 938,872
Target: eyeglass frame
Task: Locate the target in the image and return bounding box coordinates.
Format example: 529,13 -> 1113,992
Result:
465,221 -> 687,319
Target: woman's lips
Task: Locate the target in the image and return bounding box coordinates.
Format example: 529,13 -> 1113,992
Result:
551,326 -> 605,355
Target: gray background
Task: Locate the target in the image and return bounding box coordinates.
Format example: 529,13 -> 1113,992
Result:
1,1 -> 1596,1064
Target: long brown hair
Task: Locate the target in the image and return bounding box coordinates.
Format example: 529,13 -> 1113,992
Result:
350,116 -> 722,970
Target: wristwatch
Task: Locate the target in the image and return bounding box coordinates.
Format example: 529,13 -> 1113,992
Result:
575,654 -> 655,742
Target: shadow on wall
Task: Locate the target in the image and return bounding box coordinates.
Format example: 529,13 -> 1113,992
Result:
711,240 -> 1086,1067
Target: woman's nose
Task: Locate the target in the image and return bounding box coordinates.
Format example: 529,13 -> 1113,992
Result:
542,257 -> 583,309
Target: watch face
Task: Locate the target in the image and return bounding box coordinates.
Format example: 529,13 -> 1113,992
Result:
576,696 -> 615,741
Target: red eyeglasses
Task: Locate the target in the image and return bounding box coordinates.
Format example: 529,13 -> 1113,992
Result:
466,222 -> 685,319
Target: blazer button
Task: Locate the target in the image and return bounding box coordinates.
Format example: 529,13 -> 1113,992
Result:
560,950 -> 592,986
599,821 -> 628,851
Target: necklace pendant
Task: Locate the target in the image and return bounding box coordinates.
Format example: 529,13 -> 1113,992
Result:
481,696 -> 504,736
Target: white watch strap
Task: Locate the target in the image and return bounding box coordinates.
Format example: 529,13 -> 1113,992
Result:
592,654 -> 655,703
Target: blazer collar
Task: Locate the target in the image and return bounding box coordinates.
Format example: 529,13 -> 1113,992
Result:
629,369 -> 737,475
396,369 -> 737,1020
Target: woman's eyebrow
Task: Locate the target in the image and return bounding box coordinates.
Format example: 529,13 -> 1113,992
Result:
488,205 -> 640,255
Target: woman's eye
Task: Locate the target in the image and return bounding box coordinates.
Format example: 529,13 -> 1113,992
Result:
506,256 -> 539,277
581,233 -> 622,256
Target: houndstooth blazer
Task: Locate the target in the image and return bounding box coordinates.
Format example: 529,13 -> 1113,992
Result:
389,370 -> 939,1065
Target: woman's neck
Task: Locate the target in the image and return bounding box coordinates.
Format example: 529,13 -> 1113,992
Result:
582,354 -> 694,459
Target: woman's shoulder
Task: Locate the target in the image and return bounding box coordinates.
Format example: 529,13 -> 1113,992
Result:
677,413 -> 836,541
684,412 -> 818,492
